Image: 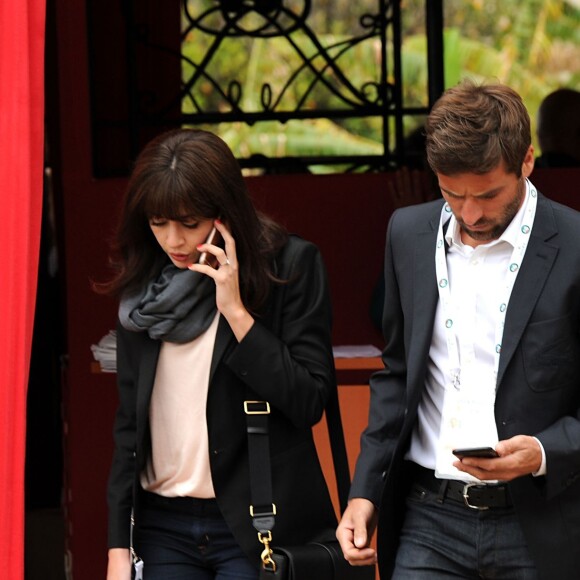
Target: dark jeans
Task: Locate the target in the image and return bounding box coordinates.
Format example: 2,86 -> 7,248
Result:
135,492 -> 259,580
392,481 -> 538,579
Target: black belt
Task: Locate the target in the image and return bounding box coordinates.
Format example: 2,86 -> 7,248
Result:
410,463 -> 513,511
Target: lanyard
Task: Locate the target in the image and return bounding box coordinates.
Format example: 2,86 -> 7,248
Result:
434,180 -> 537,390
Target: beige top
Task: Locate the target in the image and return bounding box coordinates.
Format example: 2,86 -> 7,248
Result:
140,313 -> 220,498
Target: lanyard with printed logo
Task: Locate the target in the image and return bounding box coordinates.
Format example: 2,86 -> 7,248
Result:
433,180 -> 537,480
434,180 -> 537,391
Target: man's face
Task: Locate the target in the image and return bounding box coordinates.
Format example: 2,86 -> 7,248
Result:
437,147 -> 535,247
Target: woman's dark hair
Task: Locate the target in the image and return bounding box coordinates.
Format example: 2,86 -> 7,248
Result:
95,129 -> 288,313
426,80 -> 531,177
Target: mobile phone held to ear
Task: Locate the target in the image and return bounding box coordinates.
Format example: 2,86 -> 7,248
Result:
452,446 -> 499,459
198,227 -> 223,269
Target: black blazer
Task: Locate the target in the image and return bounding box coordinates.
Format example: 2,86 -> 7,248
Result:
107,235 -> 338,564
350,192 -> 580,579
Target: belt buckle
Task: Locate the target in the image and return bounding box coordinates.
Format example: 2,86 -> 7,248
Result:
462,482 -> 489,511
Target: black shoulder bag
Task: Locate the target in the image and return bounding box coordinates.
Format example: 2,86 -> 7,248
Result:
245,387 -> 376,580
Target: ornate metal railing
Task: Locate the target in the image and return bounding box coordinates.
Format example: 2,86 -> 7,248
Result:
178,0 -> 401,172
89,0 -> 443,175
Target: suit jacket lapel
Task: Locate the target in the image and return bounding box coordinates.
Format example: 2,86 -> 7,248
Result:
408,210 -> 441,391
134,314 -> 235,444
497,195 -> 559,387
135,314 -> 235,392
209,314 -> 235,382
136,337 -> 160,445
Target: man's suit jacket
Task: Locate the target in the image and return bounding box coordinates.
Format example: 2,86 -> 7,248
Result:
350,191 -> 580,579
107,235 -> 338,564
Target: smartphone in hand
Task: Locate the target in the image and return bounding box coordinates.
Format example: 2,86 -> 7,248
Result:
452,446 -> 499,459
198,227 -> 223,269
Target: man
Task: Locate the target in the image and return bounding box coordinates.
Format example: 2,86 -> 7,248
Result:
535,88 -> 580,168
337,81 -> 580,579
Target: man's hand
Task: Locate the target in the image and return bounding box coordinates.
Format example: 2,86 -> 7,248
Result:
336,498 -> 378,566
453,435 -> 543,481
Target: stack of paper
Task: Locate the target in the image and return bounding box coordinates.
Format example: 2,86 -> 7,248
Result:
90,330 -> 117,372
332,344 -> 382,358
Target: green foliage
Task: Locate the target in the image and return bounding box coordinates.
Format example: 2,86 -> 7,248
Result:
181,0 -> 580,170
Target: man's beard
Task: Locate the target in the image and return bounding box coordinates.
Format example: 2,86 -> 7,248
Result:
459,179 -> 526,242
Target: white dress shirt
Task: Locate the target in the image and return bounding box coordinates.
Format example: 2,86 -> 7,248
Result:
406,185 -> 546,478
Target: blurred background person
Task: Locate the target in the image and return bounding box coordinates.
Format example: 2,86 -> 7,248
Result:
535,88 -> 580,168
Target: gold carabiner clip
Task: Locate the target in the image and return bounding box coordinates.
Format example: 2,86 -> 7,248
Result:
258,531 -> 277,572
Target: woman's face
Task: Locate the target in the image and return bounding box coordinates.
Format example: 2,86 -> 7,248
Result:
149,215 -> 214,269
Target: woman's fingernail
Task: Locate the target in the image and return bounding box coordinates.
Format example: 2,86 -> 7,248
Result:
196,244 -> 203,250
215,219 -> 222,225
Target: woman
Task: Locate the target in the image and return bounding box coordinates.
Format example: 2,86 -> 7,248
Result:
101,129 -> 338,579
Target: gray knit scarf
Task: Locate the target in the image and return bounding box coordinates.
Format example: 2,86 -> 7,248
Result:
118,264 -> 217,343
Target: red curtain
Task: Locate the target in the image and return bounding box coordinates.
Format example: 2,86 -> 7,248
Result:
0,1 -> 46,577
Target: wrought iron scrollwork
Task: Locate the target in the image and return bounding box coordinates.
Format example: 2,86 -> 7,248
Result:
88,0 -> 441,175
180,1 -> 390,117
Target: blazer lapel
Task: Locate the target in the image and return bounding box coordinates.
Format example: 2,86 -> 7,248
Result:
407,211 -> 441,390
496,195 -> 559,387
135,315 -> 235,395
209,314 -> 235,382
136,337 -> 161,445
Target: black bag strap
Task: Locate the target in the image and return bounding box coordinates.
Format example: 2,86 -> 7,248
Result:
324,378 -> 352,514
245,380 -> 353,570
244,399 -> 278,571
130,466 -> 144,577
245,401 -> 277,535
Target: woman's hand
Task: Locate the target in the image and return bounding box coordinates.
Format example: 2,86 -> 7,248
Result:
188,220 -> 255,342
106,548 -> 132,580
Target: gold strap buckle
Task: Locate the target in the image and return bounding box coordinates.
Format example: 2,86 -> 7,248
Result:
244,401 -> 271,415
249,504 -> 277,517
